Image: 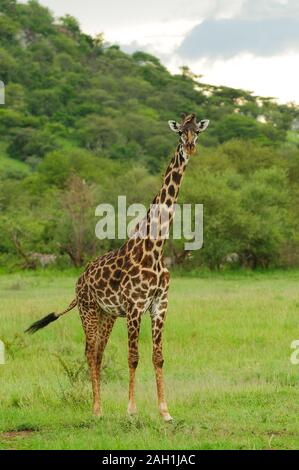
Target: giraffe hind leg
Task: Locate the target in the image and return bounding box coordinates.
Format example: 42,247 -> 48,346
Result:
126,305 -> 143,416
79,304 -> 116,417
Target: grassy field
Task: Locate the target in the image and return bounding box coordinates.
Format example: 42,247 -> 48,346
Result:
0,270 -> 299,450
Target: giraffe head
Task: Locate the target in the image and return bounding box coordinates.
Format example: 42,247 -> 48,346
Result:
168,113 -> 209,155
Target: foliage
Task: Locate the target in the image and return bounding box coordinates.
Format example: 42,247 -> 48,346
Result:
0,1 -> 298,269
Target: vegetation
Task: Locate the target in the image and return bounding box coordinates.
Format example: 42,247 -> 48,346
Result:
0,0 -> 299,270
1,270 -> 299,450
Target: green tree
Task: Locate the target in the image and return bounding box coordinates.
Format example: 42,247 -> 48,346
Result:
77,115 -> 121,152
54,176 -> 97,266
7,128 -> 58,161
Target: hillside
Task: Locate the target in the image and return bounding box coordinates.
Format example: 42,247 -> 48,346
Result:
1,0 -> 298,171
0,0 -> 299,270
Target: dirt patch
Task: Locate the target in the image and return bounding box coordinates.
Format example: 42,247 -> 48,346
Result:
1,430 -> 35,440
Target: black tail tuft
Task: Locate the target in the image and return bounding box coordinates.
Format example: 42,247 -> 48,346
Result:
25,312 -> 57,334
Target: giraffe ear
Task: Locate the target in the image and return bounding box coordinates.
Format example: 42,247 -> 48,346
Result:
168,120 -> 181,133
196,119 -> 210,133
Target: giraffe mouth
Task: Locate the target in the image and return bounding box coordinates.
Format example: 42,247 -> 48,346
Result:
185,144 -> 196,155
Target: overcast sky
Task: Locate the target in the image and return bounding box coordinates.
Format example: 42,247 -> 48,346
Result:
20,0 -> 299,103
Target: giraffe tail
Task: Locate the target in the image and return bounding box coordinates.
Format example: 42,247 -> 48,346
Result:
25,298 -> 77,334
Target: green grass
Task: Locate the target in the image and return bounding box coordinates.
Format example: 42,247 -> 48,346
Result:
0,270 -> 299,450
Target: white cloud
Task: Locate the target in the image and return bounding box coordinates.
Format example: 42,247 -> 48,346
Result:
19,0 -> 243,33
108,19 -> 198,55
239,0 -> 299,19
166,52 -> 299,103
117,20 -> 202,57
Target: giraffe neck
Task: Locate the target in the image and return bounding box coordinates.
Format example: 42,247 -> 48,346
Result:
131,143 -> 189,254
152,142 -> 188,213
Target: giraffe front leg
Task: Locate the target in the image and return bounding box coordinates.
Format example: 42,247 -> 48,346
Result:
126,307 -> 142,416
151,294 -> 173,422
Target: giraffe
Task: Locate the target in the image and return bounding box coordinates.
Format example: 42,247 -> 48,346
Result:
26,113 -> 209,421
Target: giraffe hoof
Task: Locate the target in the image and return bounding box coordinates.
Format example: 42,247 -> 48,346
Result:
161,412 -> 173,422
93,408 -> 103,418
127,402 -> 138,416
159,403 -> 172,422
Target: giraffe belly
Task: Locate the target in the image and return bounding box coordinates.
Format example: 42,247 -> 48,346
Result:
95,294 -> 123,317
